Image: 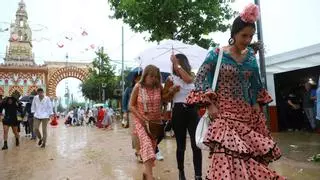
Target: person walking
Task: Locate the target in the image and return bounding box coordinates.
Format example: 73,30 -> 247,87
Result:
129,65 -> 163,180
24,96 -> 36,139
31,88 -> 53,148
163,53 -> 202,180
187,4 -> 284,179
0,96 -> 23,150
302,82 -> 317,131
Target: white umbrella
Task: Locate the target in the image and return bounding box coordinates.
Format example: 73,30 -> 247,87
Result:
135,39 -> 208,73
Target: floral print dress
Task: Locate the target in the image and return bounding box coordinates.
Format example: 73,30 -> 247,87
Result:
187,48 -> 285,180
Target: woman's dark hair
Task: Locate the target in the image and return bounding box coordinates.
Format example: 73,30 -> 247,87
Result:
172,54 -> 192,76
4,96 -> 17,105
230,16 -> 256,39
37,88 -> 44,92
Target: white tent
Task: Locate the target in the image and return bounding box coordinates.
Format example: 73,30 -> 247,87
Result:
265,43 -> 320,105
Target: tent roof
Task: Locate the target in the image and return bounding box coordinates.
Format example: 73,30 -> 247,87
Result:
265,43 -> 320,74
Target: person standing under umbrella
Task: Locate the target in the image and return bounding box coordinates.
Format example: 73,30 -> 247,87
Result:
0,96 -> 23,150
163,53 -> 202,180
31,88 -> 53,148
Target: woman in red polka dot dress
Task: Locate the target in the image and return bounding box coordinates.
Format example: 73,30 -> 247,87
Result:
187,4 -> 285,180
129,65 -> 163,180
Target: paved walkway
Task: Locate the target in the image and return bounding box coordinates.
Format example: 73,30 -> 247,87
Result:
0,120 -> 319,180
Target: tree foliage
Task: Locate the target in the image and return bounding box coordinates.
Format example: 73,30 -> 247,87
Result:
108,0 -> 234,49
116,67 -> 133,89
68,101 -> 86,109
81,47 -> 117,101
56,98 -> 66,113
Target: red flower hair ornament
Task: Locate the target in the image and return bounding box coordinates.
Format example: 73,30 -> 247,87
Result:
240,3 -> 260,23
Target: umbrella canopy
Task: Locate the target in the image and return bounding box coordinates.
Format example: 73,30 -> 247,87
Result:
126,67 -> 170,83
136,39 -> 208,73
126,67 -> 143,82
93,103 -> 107,108
161,72 -> 170,82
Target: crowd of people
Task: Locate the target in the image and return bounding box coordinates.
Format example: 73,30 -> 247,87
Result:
278,81 -> 320,132
0,88 -> 53,149
0,88 -> 117,151
64,105 -> 115,130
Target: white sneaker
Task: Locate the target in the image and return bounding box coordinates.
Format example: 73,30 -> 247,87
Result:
156,151 -> 164,161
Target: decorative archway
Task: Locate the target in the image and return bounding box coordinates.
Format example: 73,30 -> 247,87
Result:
27,85 -> 38,94
0,86 -> 4,95
47,66 -> 89,97
9,85 -> 23,96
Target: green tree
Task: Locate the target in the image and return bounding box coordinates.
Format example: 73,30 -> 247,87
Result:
68,101 -> 86,109
81,76 -> 101,101
108,0 -> 234,49
81,47 -> 117,101
116,67 -> 133,90
57,98 -> 65,113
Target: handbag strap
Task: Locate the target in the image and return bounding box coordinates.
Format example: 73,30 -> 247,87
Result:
140,86 -> 148,112
211,47 -> 223,91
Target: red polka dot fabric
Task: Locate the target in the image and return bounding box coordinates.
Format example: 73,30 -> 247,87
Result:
187,51 -> 285,179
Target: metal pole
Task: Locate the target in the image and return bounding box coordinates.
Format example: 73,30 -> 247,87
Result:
254,0 -> 270,122
121,26 -> 125,94
99,47 -> 103,102
102,89 -> 105,103
65,53 -> 69,108
254,0 -> 267,89
102,83 -> 106,104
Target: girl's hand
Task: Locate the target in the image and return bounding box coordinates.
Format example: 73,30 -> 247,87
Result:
204,91 -> 217,103
170,53 -> 179,65
169,85 -> 180,93
171,53 -> 180,72
207,103 -> 219,119
252,103 -> 261,113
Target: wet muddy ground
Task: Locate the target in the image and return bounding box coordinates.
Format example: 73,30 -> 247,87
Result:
0,120 -> 319,180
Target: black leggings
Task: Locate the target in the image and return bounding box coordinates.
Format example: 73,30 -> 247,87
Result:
155,127 -> 165,153
24,121 -> 31,134
172,103 -> 202,177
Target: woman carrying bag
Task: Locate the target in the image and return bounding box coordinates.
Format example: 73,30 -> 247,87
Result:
129,65 -> 163,180
187,4 -> 285,179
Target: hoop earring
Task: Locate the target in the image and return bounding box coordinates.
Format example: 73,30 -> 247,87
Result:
228,37 -> 235,45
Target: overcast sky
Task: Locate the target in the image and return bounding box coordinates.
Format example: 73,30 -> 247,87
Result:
1,0 -> 319,102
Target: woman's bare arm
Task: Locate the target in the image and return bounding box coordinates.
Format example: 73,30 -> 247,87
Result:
129,84 -> 147,121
